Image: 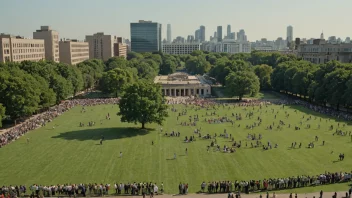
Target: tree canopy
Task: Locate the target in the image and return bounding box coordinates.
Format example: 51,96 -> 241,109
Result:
225,71 -> 260,100
118,81 -> 168,129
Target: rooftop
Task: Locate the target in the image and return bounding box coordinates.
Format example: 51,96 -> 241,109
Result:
154,72 -> 204,85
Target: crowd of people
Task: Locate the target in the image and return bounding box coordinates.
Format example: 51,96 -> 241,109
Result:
0,182 -> 162,197
200,171 -> 352,194
0,98 -> 119,148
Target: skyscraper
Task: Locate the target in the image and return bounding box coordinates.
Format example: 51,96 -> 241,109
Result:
130,20 -> 162,52
237,29 -> 247,41
167,24 -> 172,43
227,25 -> 231,38
200,26 -> 205,42
217,26 -> 222,42
287,25 -> 293,42
195,29 -> 200,42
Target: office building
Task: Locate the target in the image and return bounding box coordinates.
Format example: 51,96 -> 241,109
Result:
346,37 -> 351,43
200,26 -> 205,42
187,35 -> 195,43
287,25 -> 293,42
174,36 -> 185,44
227,25 -> 231,38
59,39 -> 89,65
328,36 -> 337,44
297,39 -> 352,64
130,20 -> 162,52
162,43 -> 201,55
0,34 -> 45,63
195,29 -> 200,42
237,29 -> 247,42
113,43 -> 127,58
217,26 -> 223,42
167,24 -> 172,43
33,26 -> 59,62
215,39 -> 251,54
85,32 -> 116,61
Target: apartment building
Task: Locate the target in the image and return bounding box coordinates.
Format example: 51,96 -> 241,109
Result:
0,34 -> 45,63
85,32 -> 116,61
59,39 -> 89,65
33,26 -> 59,62
162,43 -> 201,55
113,43 -> 127,58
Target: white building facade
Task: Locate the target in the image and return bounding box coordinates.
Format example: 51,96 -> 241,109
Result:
162,43 -> 201,55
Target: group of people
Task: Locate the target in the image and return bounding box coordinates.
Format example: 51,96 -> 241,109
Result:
0,182 -> 162,197
0,98 -> 119,148
200,171 -> 352,194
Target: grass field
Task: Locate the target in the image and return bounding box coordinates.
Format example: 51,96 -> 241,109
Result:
0,103 -> 351,194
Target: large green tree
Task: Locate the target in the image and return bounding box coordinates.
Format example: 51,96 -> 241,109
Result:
100,67 -> 136,97
225,71 -> 260,100
118,81 -> 168,129
253,64 -> 273,90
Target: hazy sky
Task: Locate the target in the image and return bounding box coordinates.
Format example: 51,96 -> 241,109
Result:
1,0 -> 351,41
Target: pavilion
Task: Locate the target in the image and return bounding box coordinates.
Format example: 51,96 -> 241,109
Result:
154,72 -> 211,97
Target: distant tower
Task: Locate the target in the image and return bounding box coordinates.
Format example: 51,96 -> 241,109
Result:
167,24 -> 172,43
227,25 -> 231,38
217,26 -> 223,42
320,31 -> 324,39
200,25 -> 205,42
195,29 -> 200,42
286,25 -> 293,42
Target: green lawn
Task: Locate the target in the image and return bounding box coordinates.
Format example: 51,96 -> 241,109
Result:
0,104 -> 351,194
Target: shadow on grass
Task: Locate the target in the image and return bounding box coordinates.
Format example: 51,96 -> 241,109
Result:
51,127 -> 153,141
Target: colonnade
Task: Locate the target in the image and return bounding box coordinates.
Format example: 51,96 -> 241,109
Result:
161,87 -> 210,96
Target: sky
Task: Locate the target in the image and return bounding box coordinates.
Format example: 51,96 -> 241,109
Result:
1,0 -> 352,41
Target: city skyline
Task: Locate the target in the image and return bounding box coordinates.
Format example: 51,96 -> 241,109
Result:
1,0 -> 352,41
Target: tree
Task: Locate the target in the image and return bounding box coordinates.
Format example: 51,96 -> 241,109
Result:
0,104 -> 5,128
185,56 -> 210,74
105,56 -> 128,71
100,67 -> 136,97
160,57 -> 177,74
118,81 -> 168,129
253,64 -> 273,90
225,71 -> 260,100
0,69 -> 41,119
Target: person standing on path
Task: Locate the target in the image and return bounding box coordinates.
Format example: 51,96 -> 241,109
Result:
185,148 -> 188,156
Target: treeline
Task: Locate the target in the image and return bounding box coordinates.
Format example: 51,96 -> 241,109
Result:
0,52 -> 182,127
0,59 -> 105,126
2,50 -> 352,127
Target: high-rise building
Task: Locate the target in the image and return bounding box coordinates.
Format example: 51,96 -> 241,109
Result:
214,32 -> 217,38
0,34 -> 45,63
346,37 -> 351,43
167,24 -> 172,43
195,29 -> 200,42
130,20 -> 162,52
187,35 -> 195,43
33,26 -> 59,62
237,29 -> 247,41
85,32 -> 116,61
200,26 -> 205,42
59,39 -> 89,65
320,31 -> 324,40
227,25 -> 231,38
287,25 -> 293,42
217,26 -> 222,42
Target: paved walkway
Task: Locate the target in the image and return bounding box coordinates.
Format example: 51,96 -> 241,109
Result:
110,191 -> 349,198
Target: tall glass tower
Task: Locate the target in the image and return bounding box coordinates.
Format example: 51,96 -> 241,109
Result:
130,20 -> 162,52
